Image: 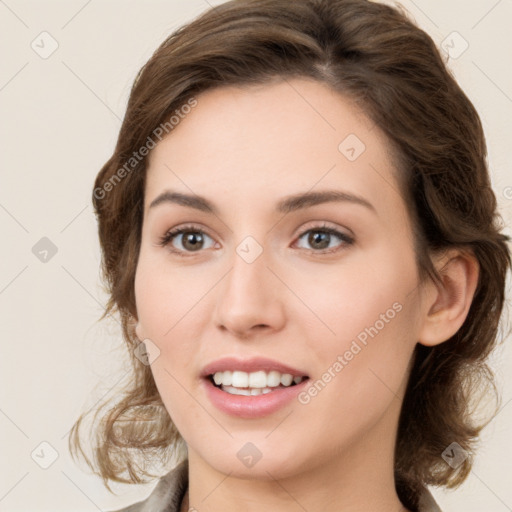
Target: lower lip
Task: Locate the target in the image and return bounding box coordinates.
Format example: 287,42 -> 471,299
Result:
202,377 -> 309,418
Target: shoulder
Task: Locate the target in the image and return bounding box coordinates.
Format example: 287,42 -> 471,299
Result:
107,459 -> 189,512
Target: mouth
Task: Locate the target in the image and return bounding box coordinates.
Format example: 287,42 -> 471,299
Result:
207,370 -> 309,396
200,356 -> 310,417
202,369 -> 310,418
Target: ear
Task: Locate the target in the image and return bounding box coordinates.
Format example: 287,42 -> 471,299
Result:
418,248 -> 480,347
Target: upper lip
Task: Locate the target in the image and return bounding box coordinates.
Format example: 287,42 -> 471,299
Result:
201,357 -> 309,378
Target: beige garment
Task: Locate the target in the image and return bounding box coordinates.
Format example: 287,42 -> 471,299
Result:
109,459 -> 442,512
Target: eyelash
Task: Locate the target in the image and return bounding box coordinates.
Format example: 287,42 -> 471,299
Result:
157,223 -> 354,257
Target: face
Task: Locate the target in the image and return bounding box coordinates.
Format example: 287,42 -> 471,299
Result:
134,78 -> 427,480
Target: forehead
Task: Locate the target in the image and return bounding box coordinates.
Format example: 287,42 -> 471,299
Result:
144,78 -> 405,219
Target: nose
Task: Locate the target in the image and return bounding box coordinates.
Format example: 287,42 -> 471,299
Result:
212,246 -> 286,339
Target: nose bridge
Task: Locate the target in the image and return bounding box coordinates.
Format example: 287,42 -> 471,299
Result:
213,235 -> 285,335
229,240 -> 268,299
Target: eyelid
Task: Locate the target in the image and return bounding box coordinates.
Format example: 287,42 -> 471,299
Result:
293,220 -> 353,240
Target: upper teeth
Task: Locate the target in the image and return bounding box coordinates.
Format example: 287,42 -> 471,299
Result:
212,370 -> 304,388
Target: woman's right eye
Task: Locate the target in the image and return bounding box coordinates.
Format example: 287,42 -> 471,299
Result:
158,225 -> 216,256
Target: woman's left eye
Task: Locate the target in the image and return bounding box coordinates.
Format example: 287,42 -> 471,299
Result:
294,226 -> 354,254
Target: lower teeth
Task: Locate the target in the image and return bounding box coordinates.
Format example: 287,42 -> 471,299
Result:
220,385 -> 286,396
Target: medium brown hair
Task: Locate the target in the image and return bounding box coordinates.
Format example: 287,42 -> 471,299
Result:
70,0 -> 511,509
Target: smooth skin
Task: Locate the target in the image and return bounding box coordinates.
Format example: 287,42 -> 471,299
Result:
133,78 -> 479,512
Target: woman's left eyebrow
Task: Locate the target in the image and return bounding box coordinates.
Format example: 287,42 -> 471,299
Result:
277,190 -> 376,215
148,189 -> 377,216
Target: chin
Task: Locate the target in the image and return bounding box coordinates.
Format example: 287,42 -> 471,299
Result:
195,439 -> 313,481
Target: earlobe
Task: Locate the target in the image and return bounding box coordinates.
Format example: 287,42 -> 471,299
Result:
418,249 -> 480,347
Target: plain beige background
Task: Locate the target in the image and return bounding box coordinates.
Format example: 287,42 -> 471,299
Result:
1,0 -> 511,510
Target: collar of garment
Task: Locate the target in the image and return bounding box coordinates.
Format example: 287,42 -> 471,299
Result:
109,459 -> 442,512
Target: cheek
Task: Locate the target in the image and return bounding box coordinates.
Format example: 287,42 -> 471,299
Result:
303,247 -> 417,344
134,258 -> 202,433
295,296 -> 418,451
133,254 -> 212,400
134,250 -> 207,340
303,246 -> 419,396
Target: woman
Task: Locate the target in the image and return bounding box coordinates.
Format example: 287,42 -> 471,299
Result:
70,0 -> 511,511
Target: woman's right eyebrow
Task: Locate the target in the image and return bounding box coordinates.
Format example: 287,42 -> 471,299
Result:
149,190 -> 217,214
148,189 -> 377,216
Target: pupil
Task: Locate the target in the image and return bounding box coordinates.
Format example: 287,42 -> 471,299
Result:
184,232 -> 203,251
309,231 -> 329,249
